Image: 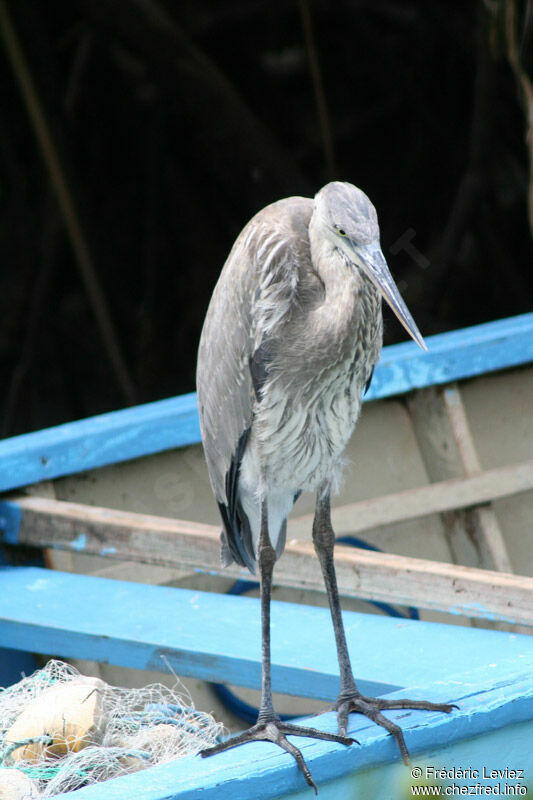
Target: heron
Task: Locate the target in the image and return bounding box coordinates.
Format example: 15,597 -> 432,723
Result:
196,181 -> 455,791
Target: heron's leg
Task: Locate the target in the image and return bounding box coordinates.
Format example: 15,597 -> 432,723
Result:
202,498 -> 354,793
313,487 -> 457,766
313,489 -> 357,698
256,498 -> 278,720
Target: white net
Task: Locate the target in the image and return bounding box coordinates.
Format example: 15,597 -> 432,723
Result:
0,660 -> 225,798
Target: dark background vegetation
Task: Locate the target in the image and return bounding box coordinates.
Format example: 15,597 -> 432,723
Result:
1,0 -> 532,436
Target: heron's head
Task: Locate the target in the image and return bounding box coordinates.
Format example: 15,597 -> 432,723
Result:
314,181 -> 426,351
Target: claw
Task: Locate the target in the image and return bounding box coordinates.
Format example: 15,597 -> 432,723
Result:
336,704 -> 349,738
202,715 -> 355,791
332,692 -> 456,765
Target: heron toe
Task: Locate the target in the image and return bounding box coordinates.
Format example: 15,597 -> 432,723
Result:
201,716 -> 355,794
332,692 -> 457,766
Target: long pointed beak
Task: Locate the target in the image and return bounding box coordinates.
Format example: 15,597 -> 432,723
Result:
354,243 -> 427,351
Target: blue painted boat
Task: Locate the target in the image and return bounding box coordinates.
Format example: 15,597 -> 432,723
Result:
1,313 -> 533,798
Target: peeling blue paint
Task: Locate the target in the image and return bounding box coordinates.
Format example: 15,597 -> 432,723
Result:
0,501 -> 22,544
100,546 -> 117,556
447,602 -> 499,622
69,533 -> 87,551
26,577 -> 49,592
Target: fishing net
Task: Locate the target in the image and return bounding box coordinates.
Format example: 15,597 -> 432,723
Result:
0,660 -> 224,797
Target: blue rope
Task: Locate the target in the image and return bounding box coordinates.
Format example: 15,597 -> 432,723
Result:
211,536 -> 420,722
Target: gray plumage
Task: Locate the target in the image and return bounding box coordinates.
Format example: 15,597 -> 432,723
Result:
197,182 -> 454,789
197,181 -> 421,573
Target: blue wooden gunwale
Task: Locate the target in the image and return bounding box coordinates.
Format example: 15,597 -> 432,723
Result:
46,670 -> 533,800
1,567 -> 533,799
2,567 -> 533,699
0,312 -> 532,494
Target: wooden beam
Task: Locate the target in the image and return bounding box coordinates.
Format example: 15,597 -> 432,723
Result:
442,385 -> 513,573
25,479 -> 75,573
407,385 -> 515,572
282,540 -> 533,627
289,457 -> 533,538
3,495 -> 533,626
407,384 -> 527,634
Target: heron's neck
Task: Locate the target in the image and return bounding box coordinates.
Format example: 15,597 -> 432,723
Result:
309,223 -> 362,327
306,217 -> 382,368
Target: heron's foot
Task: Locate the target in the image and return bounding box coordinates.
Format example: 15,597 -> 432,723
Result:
201,715 -> 355,794
331,691 -> 458,767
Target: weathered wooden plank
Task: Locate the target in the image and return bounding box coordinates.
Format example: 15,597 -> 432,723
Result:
289,458 -> 533,537
26,479 -> 75,573
406,385 -> 476,565
281,540 -> 533,626
407,385 -> 522,637
443,385 -> 513,573
407,385 -> 515,572
3,495 -> 533,625
6,456 -> 531,551
0,313 -> 532,494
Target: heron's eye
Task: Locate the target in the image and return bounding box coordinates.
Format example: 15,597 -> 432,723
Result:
335,225 -> 346,236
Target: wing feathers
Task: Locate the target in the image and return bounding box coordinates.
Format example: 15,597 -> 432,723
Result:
197,196 -> 314,570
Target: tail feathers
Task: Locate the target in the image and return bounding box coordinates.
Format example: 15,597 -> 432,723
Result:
217,432 -> 302,575
218,500 -> 257,575
216,426 -> 257,574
